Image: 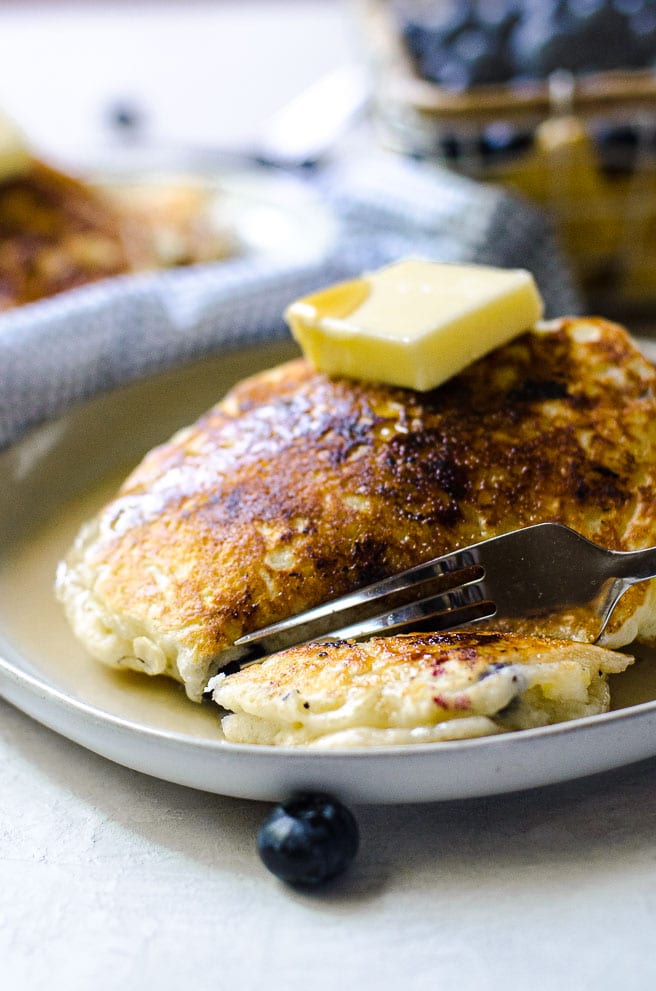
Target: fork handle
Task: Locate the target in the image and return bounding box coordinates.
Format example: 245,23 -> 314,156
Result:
614,546 -> 656,584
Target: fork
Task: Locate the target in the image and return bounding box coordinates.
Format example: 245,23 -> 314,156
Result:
234,523 -> 656,659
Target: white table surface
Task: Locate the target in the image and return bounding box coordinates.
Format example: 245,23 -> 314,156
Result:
2,3 -> 656,989
0,0 -> 363,165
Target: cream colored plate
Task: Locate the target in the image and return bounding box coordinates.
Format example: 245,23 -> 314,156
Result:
94,163 -> 338,264
3,339 -> 656,804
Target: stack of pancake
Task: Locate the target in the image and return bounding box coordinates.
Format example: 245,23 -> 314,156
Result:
56,315 -> 656,745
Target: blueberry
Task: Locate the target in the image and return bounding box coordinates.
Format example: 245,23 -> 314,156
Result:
420,0 -> 476,43
395,0 -> 471,61
257,793 -> 360,886
452,28 -> 514,86
479,124 -> 534,164
106,99 -> 143,133
401,0 -> 656,88
479,0 -> 521,32
511,7 -> 581,79
400,20 -> 434,64
595,123 -> 642,175
613,0 -> 644,12
629,6 -> 656,65
571,6 -> 635,74
436,55 -> 473,91
416,43 -> 455,85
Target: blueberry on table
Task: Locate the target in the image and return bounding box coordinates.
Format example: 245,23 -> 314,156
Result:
257,793 -> 360,886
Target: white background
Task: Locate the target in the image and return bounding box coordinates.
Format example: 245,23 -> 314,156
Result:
0,0 -> 362,167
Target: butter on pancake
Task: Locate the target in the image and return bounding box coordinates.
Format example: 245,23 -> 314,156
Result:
56,316 -> 656,701
285,258 -> 543,391
210,631 -> 632,747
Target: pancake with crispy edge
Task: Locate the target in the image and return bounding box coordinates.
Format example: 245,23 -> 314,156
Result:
56,316 -> 656,700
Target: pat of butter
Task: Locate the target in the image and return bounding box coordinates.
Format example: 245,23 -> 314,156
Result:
0,110 -> 31,183
285,258 -> 544,391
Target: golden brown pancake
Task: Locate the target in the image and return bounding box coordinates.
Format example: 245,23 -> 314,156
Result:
56,316 -> 656,700
210,631 -> 632,747
0,160 -> 135,309
0,160 -> 234,310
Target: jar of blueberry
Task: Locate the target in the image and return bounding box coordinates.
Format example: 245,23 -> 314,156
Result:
358,0 -> 656,313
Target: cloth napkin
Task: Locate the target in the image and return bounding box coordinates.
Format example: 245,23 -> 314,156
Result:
0,152 -> 581,449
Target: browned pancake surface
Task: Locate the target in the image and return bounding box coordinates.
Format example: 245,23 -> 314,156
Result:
0,161 -> 134,309
0,161 -> 232,310
57,316 -> 656,697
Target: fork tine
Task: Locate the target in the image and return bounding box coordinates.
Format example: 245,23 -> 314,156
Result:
235,551 -> 485,650
227,519 -> 656,666
235,570 -> 492,657
321,587 -> 496,644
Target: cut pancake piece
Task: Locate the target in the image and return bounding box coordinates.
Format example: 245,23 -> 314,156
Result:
56,316 -> 656,700
210,631 -> 633,747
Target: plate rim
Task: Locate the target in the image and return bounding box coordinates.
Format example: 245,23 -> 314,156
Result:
3,639 -> 656,756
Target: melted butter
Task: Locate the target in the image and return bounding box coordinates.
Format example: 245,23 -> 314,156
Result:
99,383 -> 372,533
292,276 -> 370,322
285,258 -> 544,392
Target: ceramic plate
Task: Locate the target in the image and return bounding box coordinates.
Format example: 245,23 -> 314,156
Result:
3,339 -> 656,805
94,162 -> 338,264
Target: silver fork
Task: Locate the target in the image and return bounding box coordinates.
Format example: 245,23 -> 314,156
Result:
234,523 -> 656,659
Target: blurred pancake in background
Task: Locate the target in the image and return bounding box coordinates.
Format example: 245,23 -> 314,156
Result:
0,153 -> 237,311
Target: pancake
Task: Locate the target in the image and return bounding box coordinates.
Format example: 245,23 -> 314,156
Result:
0,160 -> 135,309
0,159 -> 234,310
56,316 -> 656,701
210,631 -> 632,747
